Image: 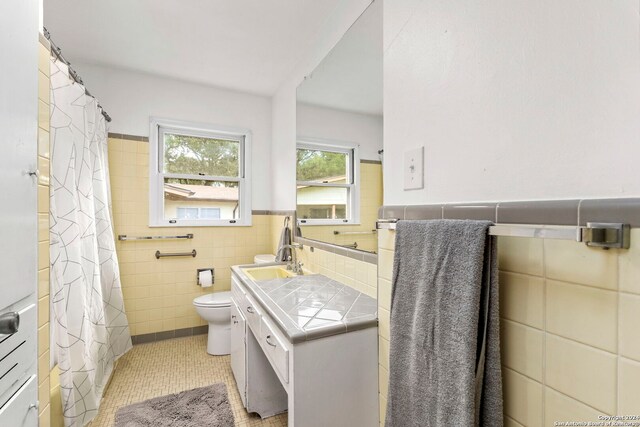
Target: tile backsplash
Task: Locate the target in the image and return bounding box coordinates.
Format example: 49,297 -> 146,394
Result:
295,245 -> 377,299
377,228 -> 640,426
108,137 -> 273,336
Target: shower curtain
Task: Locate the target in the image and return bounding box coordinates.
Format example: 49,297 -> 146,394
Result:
49,58 -> 132,426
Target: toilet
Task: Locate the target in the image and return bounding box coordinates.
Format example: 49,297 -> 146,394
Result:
193,291 -> 232,355
192,253 -> 274,355
254,254 -> 275,264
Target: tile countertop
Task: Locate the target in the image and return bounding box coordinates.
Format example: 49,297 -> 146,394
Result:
231,264 -> 378,344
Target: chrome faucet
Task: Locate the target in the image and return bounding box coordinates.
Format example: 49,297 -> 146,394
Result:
275,243 -> 304,274
292,261 -> 304,275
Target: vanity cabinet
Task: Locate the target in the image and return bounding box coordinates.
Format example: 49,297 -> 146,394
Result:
230,269 -> 379,427
231,276 -> 287,418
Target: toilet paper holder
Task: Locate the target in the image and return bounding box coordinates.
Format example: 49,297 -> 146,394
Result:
197,268 -> 214,285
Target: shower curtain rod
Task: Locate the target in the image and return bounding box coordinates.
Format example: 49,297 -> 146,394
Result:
42,27 -> 112,123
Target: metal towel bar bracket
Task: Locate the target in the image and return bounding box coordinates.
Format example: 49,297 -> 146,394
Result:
376,219 -> 630,250
155,249 -> 197,259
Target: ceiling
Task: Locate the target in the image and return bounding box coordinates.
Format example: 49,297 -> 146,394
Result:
44,0 -> 343,96
296,0 -> 382,116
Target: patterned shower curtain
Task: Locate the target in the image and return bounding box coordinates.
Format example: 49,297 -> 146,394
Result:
49,58 -> 132,426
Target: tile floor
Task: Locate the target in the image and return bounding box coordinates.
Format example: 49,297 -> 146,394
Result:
90,335 -> 287,427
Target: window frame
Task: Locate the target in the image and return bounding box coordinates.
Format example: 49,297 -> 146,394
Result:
296,139 -> 360,226
149,117 -> 252,227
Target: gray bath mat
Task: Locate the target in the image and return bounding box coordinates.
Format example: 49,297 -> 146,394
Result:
114,383 -> 235,427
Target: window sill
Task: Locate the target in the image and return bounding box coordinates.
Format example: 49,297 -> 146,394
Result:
297,221 -> 361,226
148,220 -> 253,227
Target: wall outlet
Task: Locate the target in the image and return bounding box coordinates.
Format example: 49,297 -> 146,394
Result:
404,147 -> 424,190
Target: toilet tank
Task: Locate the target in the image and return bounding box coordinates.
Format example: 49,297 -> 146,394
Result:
254,254 -> 275,264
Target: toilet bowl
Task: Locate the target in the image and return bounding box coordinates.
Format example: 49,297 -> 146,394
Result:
193,291 -> 232,355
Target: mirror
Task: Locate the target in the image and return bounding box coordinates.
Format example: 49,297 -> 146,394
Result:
295,0 -> 382,254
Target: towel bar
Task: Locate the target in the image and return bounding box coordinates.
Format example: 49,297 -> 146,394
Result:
155,249 -> 197,259
339,242 -> 358,249
376,219 -> 630,249
333,230 -> 376,235
119,234 -> 194,241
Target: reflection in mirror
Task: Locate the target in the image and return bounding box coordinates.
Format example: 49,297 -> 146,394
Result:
297,141 -> 354,222
295,0 -> 382,254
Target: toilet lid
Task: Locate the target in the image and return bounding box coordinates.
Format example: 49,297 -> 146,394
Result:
193,291 -> 232,307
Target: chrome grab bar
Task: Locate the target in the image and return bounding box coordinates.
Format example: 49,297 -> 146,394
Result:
155,249 -> 196,259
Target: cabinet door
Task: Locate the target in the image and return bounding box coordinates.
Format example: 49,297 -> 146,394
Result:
0,0 -> 38,311
230,302 -> 246,408
0,376 -> 38,427
0,1 -> 39,425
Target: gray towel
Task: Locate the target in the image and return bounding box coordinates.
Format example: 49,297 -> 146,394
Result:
385,220 -> 503,427
277,225 -> 291,261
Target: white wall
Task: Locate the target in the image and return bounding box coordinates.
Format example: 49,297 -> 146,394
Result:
72,63 -> 273,209
271,0 -> 374,210
384,0 -> 640,205
297,103 -> 382,160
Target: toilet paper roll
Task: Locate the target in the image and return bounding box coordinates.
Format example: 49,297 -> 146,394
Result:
198,270 -> 213,287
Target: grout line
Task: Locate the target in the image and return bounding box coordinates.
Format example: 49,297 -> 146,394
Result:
616,248 -> 621,415
501,317 -> 544,333
543,275 -> 619,294
502,366 -> 543,386
504,415 -> 525,427
545,383 -> 612,416
499,269 -> 545,280
619,289 -> 640,298
541,237 -> 548,426
544,331 -> 618,357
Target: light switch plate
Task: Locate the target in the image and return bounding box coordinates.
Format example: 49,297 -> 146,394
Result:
404,146 -> 424,190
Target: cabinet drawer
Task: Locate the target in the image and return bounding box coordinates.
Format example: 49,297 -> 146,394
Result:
243,294 -> 263,335
0,375 -> 38,426
0,304 -> 36,398
259,316 -> 289,383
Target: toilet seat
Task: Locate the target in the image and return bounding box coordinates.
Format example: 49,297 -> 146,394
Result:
193,291 -> 232,308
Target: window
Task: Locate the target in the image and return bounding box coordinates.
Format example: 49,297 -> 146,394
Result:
296,141 -> 359,225
149,118 -> 251,226
176,207 -> 221,220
